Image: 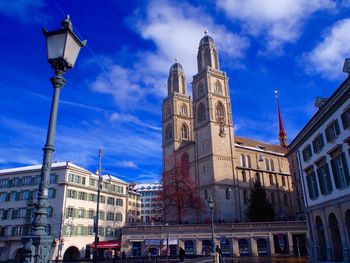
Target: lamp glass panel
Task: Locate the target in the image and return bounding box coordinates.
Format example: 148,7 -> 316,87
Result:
46,32 -> 66,60
63,32 -> 82,68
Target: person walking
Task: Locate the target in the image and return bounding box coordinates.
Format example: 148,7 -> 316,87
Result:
179,247 -> 185,262
215,245 -> 224,263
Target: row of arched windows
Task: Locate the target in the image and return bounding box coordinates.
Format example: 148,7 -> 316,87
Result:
265,158 -> 275,171
240,154 -> 252,168
197,80 -> 222,98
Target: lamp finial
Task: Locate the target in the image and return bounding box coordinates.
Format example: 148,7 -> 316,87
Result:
61,14 -> 73,31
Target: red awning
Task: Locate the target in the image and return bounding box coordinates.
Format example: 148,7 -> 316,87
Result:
90,241 -> 121,249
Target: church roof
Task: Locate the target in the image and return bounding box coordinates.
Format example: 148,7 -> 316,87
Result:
169,62 -> 183,73
234,136 -> 288,155
199,35 -> 215,46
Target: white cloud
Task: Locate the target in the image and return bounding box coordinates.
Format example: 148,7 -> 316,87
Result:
302,18 -> 350,79
109,112 -> 161,131
90,1 -> 249,107
217,0 -> 335,55
114,160 -> 138,168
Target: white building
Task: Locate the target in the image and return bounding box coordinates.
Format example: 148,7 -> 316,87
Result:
0,161 -> 128,261
133,183 -> 162,223
288,60 -> 350,262
126,186 -> 141,223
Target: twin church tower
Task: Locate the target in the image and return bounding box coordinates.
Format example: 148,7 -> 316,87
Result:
162,33 -> 293,223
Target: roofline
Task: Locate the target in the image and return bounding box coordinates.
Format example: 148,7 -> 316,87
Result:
288,76 -> 350,151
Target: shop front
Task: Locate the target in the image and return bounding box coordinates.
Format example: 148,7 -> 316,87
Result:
88,240 -> 121,259
145,239 -> 162,256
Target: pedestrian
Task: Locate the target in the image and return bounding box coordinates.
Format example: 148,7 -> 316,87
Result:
215,245 -> 223,263
122,250 -> 126,260
179,247 -> 185,262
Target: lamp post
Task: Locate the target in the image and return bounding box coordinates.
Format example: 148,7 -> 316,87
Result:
93,148 -> 103,263
207,196 -> 215,257
21,15 -> 85,263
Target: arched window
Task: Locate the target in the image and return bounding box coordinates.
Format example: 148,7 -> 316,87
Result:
181,104 -> 187,116
165,124 -> 172,141
270,159 -> 275,171
181,124 -> 188,140
269,174 -> 274,185
166,105 -> 171,118
198,103 -> 206,122
215,102 -> 225,122
282,176 -> 286,186
265,159 -> 270,171
225,188 -> 230,200
247,155 -> 252,168
284,193 -> 288,206
214,80 -> 222,94
256,173 -> 261,184
242,170 -> 247,182
197,83 -> 204,98
271,192 -> 275,205
240,154 -> 246,167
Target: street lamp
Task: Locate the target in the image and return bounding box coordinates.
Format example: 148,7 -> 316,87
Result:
21,15 -> 85,263
207,196 -> 215,255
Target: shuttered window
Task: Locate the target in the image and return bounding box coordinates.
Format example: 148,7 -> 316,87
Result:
325,120 -> 340,142
331,153 -> 350,189
306,171 -> 319,199
312,134 -> 325,153
341,108 -> 350,129
317,163 -> 333,195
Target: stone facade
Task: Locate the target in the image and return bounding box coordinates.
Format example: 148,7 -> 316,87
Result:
0,161 -> 128,261
288,63 -> 350,262
162,34 -> 295,223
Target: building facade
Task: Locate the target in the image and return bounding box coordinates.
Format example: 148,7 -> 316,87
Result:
0,161 -> 128,261
162,33 -> 294,223
133,183 -> 162,223
127,186 -> 141,223
288,60 -> 350,262
121,221 -> 308,257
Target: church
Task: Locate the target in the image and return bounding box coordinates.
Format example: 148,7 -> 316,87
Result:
162,33 -> 296,223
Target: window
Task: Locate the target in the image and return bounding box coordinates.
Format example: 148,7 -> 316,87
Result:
325,120 -> 340,142
165,124 -> 172,141
106,227 -> 113,236
78,209 -> 85,219
49,174 -> 58,184
271,192 -> 275,205
89,193 -> 96,202
67,190 -> 76,198
242,171 -> 247,182
215,102 -> 225,123
302,145 -> 312,162
197,83 -> 204,98
48,188 -> 56,198
255,173 -> 261,184
90,179 -> 96,188
281,176 -> 287,186
331,153 -> 350,188
316,163 -> 333,195
270,159 -> 274,171
265,159 -> 270,171
225,188 -> 230,199
20,190 -> 30,200
181,124 -> 188,140
107,212 -> 114,221
79,191 -> 87,200
269,174 -> 274,185
115,213 -> 123,222
88,226 -> 94,235
76,226 -> 83,235
312,134 -> 325,153
181,104 -> 187,116
66,208 -> 74,218
306,170 -> 319,199
214,81 -> 222,94
116,198 -> 123,206
247,155 -> 252,168
198,103 -> 206,122
23,177 -> 32,186
341,107 -> 350,129
88,210 -> 94,219
240,154 -> 246,167
100,195 -> 106,203
0,192 -> 6,203
166,105 -> 171,118
107,197 -> 115,205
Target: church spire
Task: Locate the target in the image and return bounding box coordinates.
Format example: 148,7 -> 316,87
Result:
197,30 -> 219,72
275,91 -> 288,148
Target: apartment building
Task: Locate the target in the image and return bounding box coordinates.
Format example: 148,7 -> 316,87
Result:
288,60 -> 350,262
126,186 -> 141,222
0,161 -> 128,261
134,183 -> 162,223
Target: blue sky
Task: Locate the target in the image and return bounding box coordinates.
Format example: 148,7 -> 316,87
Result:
1,0 -> 350,183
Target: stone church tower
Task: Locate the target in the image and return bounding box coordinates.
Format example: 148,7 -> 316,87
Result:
162,33 -> 294,223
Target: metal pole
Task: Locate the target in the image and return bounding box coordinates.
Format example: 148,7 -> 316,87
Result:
93,148 -> 103,263
21,69 -> 66,263
211,207 -> 215,262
